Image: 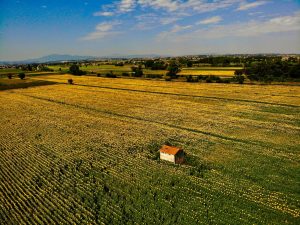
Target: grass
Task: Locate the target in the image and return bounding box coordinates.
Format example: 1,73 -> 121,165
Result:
0,68 -> 24,77
0,74 -> 299,224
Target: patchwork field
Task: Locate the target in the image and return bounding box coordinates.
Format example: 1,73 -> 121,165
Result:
48,65 -> 239,77
0,75 -> 299,224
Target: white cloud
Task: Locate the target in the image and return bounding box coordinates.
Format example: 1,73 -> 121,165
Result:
93,11 -> 114,16
157,24 -> 193,40
134,13 -> 180,30
237,1 -> 269,11
157,12 -> 300,41
171,24 -> 193,32
160,17 -> 180,25
118,0 -> 136,12
138,0 -> 180,12
81,21 -> 122,41
184,0 -> 242,13
137,0 -> 246,13
93,0 -> 136,17
197,16 -> 222,25
96,0 -> 245,16
248,11 -> 263,16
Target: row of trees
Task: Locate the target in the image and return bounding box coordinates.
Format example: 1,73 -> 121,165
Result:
144,60 -> 168,70
236,61 -> 300,82
192,55 -> 299,67
99,61 -> 181,79
7,73 -> 25,79
69,64 -> 86,75
18,64 -> 54,72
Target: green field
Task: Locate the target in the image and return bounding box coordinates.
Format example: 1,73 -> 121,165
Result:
0,74 -> 299,224
0,68 -> 23,77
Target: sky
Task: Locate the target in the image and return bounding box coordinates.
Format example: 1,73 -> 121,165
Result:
0,0 -> 300,60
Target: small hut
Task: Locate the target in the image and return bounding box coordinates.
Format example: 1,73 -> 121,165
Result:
159,145 -> 185,164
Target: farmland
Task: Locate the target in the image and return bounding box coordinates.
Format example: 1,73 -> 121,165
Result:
0,74 -> 299,224
48,64 -> 239,77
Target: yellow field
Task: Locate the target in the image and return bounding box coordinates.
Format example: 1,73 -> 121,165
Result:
179,69 -> 235,77
0,74 -> 299,224
48,65 -> 238,77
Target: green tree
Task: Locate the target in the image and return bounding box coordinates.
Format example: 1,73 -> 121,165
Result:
167,61 -> 181,79
289,64 -> 300,79
18,72 -> 25,80
131,65 -> 143,77
69,64 -> 86,75
233,74 -> 245,84
105,71 -> 117,78
69,64 -> 80,74
234,69 -> 244,76
144,60 -> 154,69
186,61 -> 193,67
151,61 -> 167,70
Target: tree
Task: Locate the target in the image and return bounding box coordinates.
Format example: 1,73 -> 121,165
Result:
69,64 -> 86,75
131,65 -> 143,77
105,71 -> 117,78
245,62 -> 271,82
151,61 -> 167,70
234,69 -> 245,84
186,75 -> 199,82
7,73 -> 13,79
186,61 -> 193,67
18,73 -> 25,80
115,62 -> 124,67
144,60 -> 154,69
244,61 -> 295,82
167,61 -> 181,79
233,74 -> 245,84
69,64 -> 80,74
234,69 -> 244,76
68,79 -> 73,84
289,64 -> 300,79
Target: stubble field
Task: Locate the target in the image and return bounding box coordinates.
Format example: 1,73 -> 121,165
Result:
0,75 -> 299,224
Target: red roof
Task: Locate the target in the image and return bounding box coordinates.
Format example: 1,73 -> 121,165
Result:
160,145 -> 182,155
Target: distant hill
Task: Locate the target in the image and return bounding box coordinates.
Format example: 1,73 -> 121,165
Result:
0,54 -> 96,65
0,54 -> 169,65
104,54 -> 168,59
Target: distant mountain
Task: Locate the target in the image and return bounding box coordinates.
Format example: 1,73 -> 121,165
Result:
0,54 -> 170,65
103,54 -> 169,59
0,54 -> 97,65
30,54 -> 96,63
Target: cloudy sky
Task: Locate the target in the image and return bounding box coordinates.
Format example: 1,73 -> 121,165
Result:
0,0 -> 299,60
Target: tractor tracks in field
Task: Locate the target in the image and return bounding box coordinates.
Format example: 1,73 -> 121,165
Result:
72,83 -> 300,108
21,93 -> 299,163
33,78 -> 300,107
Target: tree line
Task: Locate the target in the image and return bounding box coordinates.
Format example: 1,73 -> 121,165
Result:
237,60 -> 300,82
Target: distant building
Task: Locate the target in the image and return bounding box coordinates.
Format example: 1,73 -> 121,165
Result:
160,145 -> 185,164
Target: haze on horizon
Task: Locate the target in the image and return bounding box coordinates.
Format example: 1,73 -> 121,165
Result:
0,0 -> 300,61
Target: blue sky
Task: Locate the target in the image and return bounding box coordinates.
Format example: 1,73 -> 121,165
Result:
0,0 -> 299,60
